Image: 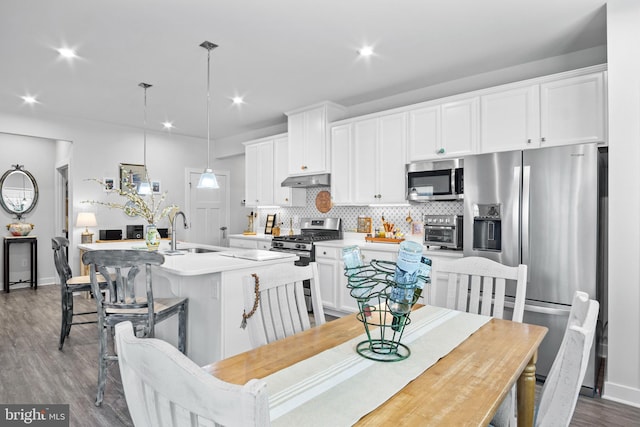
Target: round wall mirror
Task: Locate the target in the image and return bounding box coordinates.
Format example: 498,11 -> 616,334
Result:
0,165 -> 39,219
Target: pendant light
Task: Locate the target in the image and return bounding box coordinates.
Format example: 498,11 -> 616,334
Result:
138,82 -> 152,195
197,41 -> 220,189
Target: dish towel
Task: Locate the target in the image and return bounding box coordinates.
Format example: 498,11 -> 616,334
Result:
264,305 -> 491,426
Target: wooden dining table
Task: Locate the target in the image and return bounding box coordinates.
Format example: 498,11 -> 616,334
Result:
203,308 -> 547,426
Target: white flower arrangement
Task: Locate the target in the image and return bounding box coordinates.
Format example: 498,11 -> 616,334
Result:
83,168 -> 178,225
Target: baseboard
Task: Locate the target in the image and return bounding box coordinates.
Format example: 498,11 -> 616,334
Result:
603,381 -> 640,408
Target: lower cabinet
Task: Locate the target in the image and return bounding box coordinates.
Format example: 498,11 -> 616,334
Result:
229,238 -> 258,249
315,243 -> 463,316
228,237 -> 272,250
315,244 -> 397,317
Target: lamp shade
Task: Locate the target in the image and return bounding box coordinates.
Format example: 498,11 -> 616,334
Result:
76,212 -> 97,228
197,169 -> 219,189
138,181 -> 152,195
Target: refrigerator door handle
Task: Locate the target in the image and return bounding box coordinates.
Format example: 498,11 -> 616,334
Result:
513,166 -> 521,261
524,302 -> 571,316
522,165 -> 531,265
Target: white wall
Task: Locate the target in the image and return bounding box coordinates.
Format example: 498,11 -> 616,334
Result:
0,133 -> 56,285
604,0 -> 640,407
0,111 -> 209,276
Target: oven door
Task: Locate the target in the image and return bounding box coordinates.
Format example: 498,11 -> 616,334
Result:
424,225 -> 458,248
269,247 -> 310,266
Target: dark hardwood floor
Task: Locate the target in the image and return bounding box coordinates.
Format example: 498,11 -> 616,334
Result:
1,285 -> 639,426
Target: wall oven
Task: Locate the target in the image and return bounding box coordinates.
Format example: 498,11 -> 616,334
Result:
424,215 -> 463,249
406,158 -> 464,202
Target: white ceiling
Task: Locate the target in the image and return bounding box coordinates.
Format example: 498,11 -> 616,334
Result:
0,0 -> 607,141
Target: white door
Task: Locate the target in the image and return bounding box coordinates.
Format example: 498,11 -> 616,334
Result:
186,169 -> 230,247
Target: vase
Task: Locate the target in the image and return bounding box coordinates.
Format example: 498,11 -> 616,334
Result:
7,222 -> 34,236
145,224 -> 161,251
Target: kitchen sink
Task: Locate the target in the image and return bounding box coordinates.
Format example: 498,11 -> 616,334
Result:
163,247 -> 219,256
179,247 -> 218,254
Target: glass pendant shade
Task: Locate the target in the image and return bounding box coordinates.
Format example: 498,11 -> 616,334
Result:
138,181 -> 152,195
198,40 -> 220,190
197,168 -> 219,189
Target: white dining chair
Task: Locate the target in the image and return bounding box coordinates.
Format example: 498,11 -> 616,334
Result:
115,321 -> 270,427
492,291 -> 599,427
430,256 -> 528,427
429,256 -> 528,322
242,262 -> 325,348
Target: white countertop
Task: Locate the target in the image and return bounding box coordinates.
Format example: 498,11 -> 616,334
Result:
314,234 -> 464,258
78,241 -> 298,276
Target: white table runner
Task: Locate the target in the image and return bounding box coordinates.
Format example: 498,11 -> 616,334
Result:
264,305 -> 491,426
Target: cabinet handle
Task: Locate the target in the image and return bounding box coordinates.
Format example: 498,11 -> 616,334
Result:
301,165 -> 308,170
541,137 -> 546,142
285,198 -> 289,202
437,148 -> 445,154
323,251 -> 327,255
527,138 -> 532,144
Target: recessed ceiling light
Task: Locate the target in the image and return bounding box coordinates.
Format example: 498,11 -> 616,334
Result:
162,121 -> 174,129
21,95 -> 38,104
232,96 -> 244,105
57,47 -> 77,59
358,46 -> 374,57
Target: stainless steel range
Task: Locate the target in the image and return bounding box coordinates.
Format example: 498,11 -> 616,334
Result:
271,218 -> 342,312
271,217 -> 343,263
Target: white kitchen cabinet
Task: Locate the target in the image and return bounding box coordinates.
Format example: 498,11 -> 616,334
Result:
352,113 -> 407,205
228,237 -> 258,249
408,97 -> 478,161
244,140 -> 274,207
480,71 -> 606,153
315,245 -> 359,316
286,102 -> 346,175
330,124 -> 353,205
273,135 -> 306,206
315,244 -> 399,317
315,246 -> 340,314
540,72 -> 606,147
480,85 -> 541,153
228,235 -> 272,250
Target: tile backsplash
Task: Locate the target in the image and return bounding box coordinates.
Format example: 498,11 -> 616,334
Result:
255,187 -> 463,235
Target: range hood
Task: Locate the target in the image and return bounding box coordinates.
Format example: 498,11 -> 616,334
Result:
281,173 -> 330,188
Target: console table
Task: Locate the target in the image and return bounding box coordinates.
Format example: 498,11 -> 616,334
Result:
3,235 -> 38,293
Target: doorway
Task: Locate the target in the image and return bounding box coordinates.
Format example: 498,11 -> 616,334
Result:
185,168 -> 230,247
55,165 -> 69,239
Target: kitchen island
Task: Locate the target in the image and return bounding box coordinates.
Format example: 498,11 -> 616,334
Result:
78,241 -> 297,365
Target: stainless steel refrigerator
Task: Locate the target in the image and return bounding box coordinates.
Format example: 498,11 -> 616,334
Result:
463,143 -> 606,394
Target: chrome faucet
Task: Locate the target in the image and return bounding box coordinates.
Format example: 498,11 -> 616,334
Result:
170,211 -> 189,252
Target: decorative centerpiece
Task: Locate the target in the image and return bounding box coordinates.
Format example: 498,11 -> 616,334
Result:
84,172 -> 177,251
6,222 -> 34,236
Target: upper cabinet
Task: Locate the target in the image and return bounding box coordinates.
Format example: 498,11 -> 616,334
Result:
480,85 -> 540,153
244,140 -> 274,207
329,124 -> 353,205
408,97 -> 479,162
273,135 -> 306,207
479,71 -> 606,153
244,134 -> 305,208
330,113 -> 407,205
286,102 -> 346,175
539,72 -> 606,147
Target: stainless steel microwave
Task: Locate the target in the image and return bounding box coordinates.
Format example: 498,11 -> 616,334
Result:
406,158 -> 464,202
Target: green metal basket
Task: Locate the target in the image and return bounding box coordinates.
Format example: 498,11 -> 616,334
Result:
344,260 -> 428,362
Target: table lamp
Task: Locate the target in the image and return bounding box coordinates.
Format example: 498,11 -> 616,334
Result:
77,212 -> 97,243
